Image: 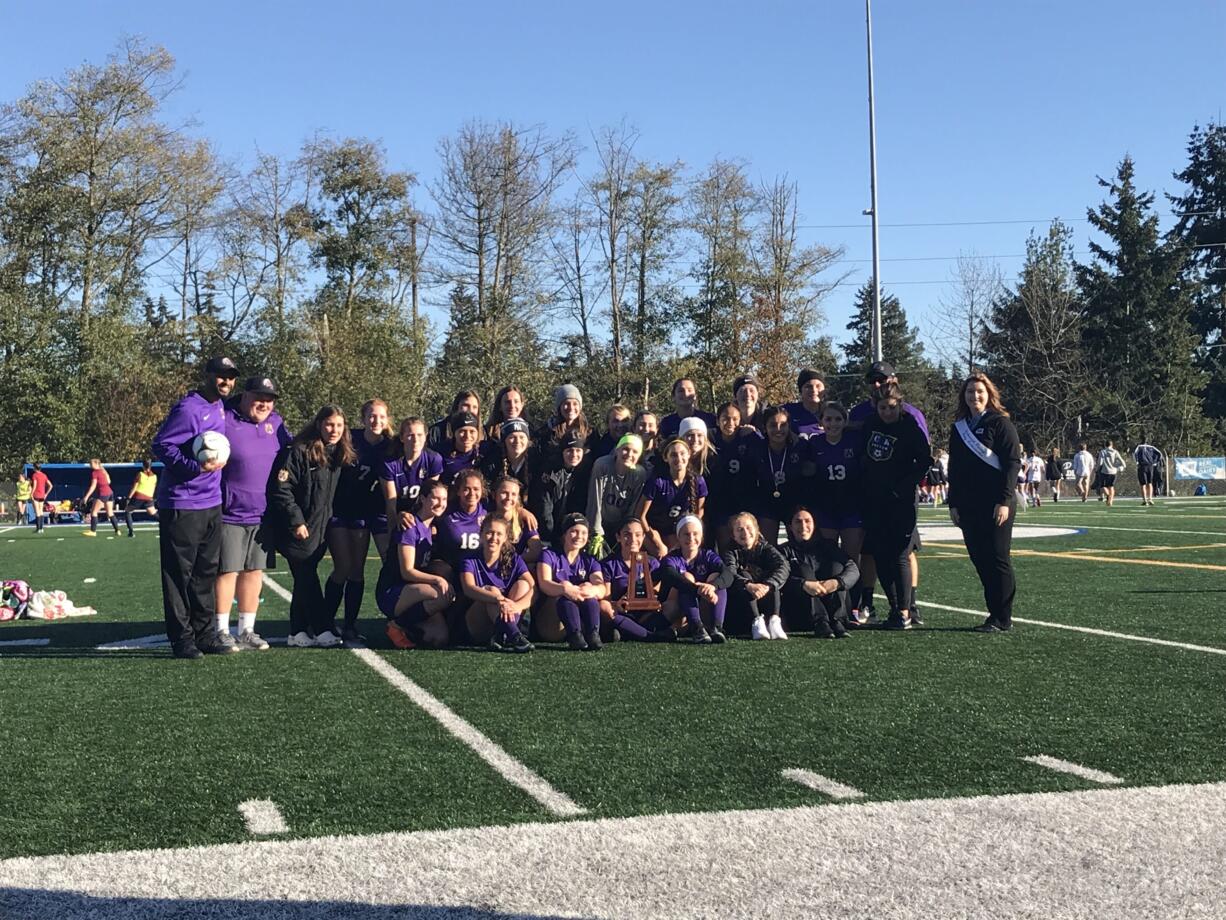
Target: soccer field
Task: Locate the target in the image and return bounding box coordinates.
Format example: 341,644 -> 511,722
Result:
2,499 -> 1225,918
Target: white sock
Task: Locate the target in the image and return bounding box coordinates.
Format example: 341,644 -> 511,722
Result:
216,612 -> 230,634
238,612 -> 256,633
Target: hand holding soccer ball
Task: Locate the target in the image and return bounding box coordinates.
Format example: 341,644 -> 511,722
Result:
192,431 -> 231,471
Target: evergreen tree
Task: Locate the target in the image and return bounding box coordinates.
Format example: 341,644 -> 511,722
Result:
836,282 -> 929,406
1076,156 -> 1211,453
1169,122 -> 1226,445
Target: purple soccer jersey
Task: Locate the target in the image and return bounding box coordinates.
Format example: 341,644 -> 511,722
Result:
642,474 -> 708,533
435,507 -> 486,564
849,400 -> 930,443
440,447 -> 482,485
514,524 -> 539,556
662,548 -> 724,583
220,406 -> 292,525
381,450 -> 445,510
461,553 -> 530,593
539,547 -> 601,586
782,401 -> 824,439
151,390 -> 226,510
601,554 -> 661,600
809,432 -> 865,528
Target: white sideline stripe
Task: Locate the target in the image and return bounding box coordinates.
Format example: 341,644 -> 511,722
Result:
1023,755 -> 1124,786
352,647 -> 586,817
0,638 -> 51,647
781,768 -> 866,800
0,526 -> 15,535
237,799 -> 288,835
878,594 -> 1226,657
261,574 -> 585,817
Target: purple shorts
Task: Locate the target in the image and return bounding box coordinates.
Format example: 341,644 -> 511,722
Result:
328,516 -> 367,530
817,508 -> 863,531
377,583 -> 404,618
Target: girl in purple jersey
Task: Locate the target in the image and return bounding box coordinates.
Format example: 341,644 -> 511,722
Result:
638,438 -> 708,558
461,516 -> 534,652
440,411 -> 485,485
488,476 -> 543,563
749,406 -> 812,546
381,416 -> 444,534
599,518 -> 673,642
535,512 -> 608,650
660,515 -> 734,644
485,385 -> 526,443
376,481 -> 453,649
325,398 -> 395,643
432,469 -> 488,576
808,402 -> 865,565
705,402 -> 758,550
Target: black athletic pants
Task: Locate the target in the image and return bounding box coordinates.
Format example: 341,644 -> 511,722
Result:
286,545 -> 329,635
864,499 -> 916,613
158,506 -> 222,647
959,506 -> 1016,627
725,582 -> 780,635
782,581 -> 850,632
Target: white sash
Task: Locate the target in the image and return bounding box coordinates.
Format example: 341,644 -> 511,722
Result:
955,417 -> 1002,471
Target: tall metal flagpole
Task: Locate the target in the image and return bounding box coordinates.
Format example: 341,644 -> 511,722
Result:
865,0 -> 883,363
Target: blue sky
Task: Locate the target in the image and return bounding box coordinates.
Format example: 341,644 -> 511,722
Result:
3,1 -> 1223,360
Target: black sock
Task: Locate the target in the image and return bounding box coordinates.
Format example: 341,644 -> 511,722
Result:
344,580 -> 364,626
323,577 -> 345,621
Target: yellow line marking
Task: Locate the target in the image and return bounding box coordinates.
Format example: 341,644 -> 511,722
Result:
923,544 -> 1226,572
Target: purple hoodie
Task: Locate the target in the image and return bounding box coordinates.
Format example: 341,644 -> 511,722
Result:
221,406 -> 292,525
152,391 -> 225,510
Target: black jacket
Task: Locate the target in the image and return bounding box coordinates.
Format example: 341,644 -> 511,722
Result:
860,413 -> 931,505
780,538 -> 860,591
530,460 -> 592,545
721,541 -> 790,592
946,412 -> 1022,512
266,443 -> 343,560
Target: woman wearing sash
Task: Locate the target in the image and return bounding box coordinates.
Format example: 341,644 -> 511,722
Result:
947,372 -> 1022,633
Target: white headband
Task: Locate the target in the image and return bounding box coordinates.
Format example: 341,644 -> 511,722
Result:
675,514 -> 703,536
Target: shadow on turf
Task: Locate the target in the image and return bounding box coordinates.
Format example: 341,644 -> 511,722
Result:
0,889 -> 574,919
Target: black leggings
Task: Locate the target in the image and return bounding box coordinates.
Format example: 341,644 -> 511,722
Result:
286,544 -> 329,635
782,581 -> 850,631
864,500 -> 916,613
959,506 -> 1016,627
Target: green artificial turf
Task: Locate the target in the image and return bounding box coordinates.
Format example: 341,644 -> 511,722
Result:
1,502 -> 1224,860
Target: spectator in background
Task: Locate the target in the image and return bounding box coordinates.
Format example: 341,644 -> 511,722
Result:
15,471 -> 32,525
1072,443 -> 1095,502
1133,440 -> 1164,506
80,458 -> 120,537
1045,448 -> 1063,503
125,460 -> 159,537
1096,441 -> 1127,507
29,462 -> 52,533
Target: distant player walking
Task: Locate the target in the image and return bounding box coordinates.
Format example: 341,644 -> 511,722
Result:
1133,440 -> 1163,506
81,459 -> 120,536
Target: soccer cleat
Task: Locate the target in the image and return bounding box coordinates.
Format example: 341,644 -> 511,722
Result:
767,615 -> 788,640
751,615 -> 771,640
313,630 -> 343,648
973,619 -> 1011,633
831,620 -> 849,639
81,531 -> 96,537
127,531 -> 136,538
235,630 -> 270,651
341,624 -> 366,645
508,634 -> 534,653
813,621 -> 835,640
198,632 -> 240,655
487,635 -> 506,652
883,611 -> 912,630
172,639 -> 203,660
583,629 -> 603,652
565,631 -> 589,651
690,624 -> 712,645
286,631 -> 315,648
709,627 -> 727,644
909,606 -> 924,627
386,621 -> 415,650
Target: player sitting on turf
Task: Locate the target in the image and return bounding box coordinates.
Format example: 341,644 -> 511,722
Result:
723,511 -> 791,640
460,515 -> 534,653
376,480 -> 453,650
534,512 -> 608,651
780,506 -> 860,640
660,515 -> 734,645
599,518 -> 674,642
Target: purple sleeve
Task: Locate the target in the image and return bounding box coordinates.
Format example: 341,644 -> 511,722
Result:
460,558 -> 479,578
152,397 -> 203,479
695,476 -> 709,499
276,418 -> 293,449
427,451 -> 444,477
643,477 -> 661,501
510,555 -> 529,581
906,404 -> 930,443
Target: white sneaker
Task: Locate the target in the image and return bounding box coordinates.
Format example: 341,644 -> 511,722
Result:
313,630 -> 343,648
767,615 -> 788,640
751,616 -> 771,640
286,631 -> 315,648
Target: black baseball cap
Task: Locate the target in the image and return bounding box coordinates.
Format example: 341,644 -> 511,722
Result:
244,376 -> 278,398
866,361 -> 896,382
205,356 -> 239,377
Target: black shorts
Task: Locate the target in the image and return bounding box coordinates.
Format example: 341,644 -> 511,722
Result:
1137,465 -> 1158,486
1099,473 -> 1117,488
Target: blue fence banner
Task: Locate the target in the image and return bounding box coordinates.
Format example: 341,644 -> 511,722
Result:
1173,457 -> 1226,480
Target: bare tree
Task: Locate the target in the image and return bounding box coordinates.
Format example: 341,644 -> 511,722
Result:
548,194 -> 607,363
932,252 -> 1003,376
626,158 -> 685,372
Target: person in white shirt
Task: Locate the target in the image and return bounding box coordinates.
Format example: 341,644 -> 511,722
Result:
1072,443 -> 1095,501
1025,452 -> 1045,507
1096,441 -> 1127,507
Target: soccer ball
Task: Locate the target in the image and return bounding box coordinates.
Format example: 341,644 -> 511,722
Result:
192,431 -> 231,465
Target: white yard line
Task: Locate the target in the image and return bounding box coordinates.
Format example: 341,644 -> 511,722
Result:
781,769 -> 866,800
1022,755 -> 1124,785
237,799 -> 289,835
0,526 -> 16,535
260,573 -> 585,818
890,596 -> 1226,657
3,782 -> 1223,919
352,647 -> 586,817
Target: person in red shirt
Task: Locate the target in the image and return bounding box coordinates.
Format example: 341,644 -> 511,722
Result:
81,458 -> 120,536
29,463 -> 52,533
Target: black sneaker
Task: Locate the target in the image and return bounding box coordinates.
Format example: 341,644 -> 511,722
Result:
341,624 -> 366,645
198,633 -> 240,655
709,627 -> 727,644
645,626 -> 677,643
813,621 -> 835,640
609,627 -> 622,643
488,635 -> 507,652
973,619 -> 1011,633
565,631 -> 589,651
508,634 -> 534,653
909,607 -> 924,627
690,624 -> 712,645
584,629 -> 603,652
172,640 -> 203,660
883,612 -> 912,631
832,621 -> 849,639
